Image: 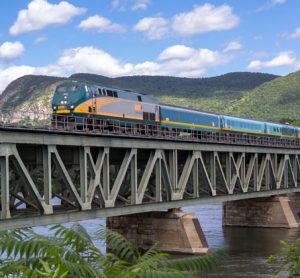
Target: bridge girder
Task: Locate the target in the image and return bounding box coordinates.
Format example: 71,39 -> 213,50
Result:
0,131 -> 300,228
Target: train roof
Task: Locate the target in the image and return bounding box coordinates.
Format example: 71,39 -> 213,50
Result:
160,103 -> 219,118
57,81 -> 158,103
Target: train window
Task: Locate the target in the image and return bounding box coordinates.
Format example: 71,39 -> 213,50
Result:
107,90 -> 113,97
138,96 -> 142,102
85,86 -> 92,93
102,89 -> 107,96
113,91 -> 118,98
57,85 -> 80,92
143,112 -> 149,121
98,88 -> 102,95
143,112 -> 155,121
150,113 -> 155,121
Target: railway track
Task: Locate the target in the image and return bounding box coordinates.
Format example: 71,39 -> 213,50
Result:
0,112 -> 299,149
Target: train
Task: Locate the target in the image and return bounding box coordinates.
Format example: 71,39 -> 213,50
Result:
52,81 -> 300,139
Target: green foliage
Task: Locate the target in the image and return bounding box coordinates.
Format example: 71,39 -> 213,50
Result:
229,71 -> 300,121
0,224 -> 224,278
97,225 -> 225,278
70,72 -> 277,98
268,238 -> 300,277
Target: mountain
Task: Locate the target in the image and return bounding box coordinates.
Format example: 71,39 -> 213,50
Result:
0,75 -> 65,113
230,70 -> 300,121
70,72 -> 277,98
0,72 -> 278,116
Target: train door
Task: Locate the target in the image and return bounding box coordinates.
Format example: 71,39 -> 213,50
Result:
220,116 -> 225,129
86,86 -> 95,113
264,123 -> 267,134
92,90 -> 97,112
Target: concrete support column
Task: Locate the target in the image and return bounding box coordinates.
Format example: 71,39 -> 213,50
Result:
223,195 -> 300,228
107,208 -> 208,254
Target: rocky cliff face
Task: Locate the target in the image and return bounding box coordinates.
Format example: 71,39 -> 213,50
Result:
0,75 -> 65,114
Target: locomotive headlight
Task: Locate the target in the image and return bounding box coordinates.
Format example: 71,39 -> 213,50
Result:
53,106 -> 57,110
70,105 -> 74,109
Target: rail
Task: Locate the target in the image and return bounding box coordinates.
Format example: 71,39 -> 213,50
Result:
0,109 -> 299,149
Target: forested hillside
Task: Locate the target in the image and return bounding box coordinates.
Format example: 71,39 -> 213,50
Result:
0,72 -> 278,116
1,71 -> 298,123
230,70 -> 300,121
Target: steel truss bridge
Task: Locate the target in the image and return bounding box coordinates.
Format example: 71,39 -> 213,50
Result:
1,111 -> 300,229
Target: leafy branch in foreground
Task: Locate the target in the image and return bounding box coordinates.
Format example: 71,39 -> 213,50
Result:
268,238 -> 300,278
97,226 -> 225,277
0,224 -> 225,277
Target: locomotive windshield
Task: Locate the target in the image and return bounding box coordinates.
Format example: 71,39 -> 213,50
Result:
56,85 -> 80,93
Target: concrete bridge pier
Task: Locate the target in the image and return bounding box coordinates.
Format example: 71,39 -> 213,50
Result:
106,208 -> 208,254
223,194 -> 300,228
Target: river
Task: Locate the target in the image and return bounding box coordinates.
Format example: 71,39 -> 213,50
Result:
34,204 -> 300,277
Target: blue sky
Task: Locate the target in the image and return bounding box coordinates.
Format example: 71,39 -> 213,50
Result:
0,0 -> 299,92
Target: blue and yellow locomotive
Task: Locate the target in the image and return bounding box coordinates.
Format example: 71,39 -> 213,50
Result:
52,82 -> 159,126
52,81 -> 300,139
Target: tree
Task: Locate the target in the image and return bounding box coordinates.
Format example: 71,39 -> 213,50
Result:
268,238 -> 300,278
0,224 -> 224,277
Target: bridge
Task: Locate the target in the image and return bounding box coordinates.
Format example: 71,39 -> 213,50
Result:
1,112 -> 300,253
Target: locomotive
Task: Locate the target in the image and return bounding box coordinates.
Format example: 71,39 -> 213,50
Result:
52,81 -> 300,139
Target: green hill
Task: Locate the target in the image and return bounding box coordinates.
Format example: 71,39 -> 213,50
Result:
0,71 -> 293,123
70,72 -> 277,98
229,70 -> 300,121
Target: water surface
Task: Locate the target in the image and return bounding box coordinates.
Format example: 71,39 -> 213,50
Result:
34,204 -> 300,277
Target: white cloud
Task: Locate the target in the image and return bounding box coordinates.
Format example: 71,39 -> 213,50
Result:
57,47 -> 133,76
247,51 -> 297,70
78,15 -> 126,33
172,4 -> 239,36
257,0 -> 287,12
55,45 -> 228,77
111,0 -> 124,10
131,0 -> 150,11
34,36 -> 47,44
0,44 -> 230,93
145,46 -> 228,77
0,65 -> 35,92
223,41 -> 242,52
10,0 -> 86,35
0,41 -> 25,61
290,28 -> 300,39
158,45 -> 196,61
134,17 -> 169,40
112,0 -> 150,11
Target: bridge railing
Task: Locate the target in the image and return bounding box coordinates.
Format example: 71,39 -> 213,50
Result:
0,109 -> 299,149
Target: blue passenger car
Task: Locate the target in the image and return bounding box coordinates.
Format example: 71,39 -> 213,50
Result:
265,122 -> 284,136
221,115 -> 265,134
160,105 -> 220,131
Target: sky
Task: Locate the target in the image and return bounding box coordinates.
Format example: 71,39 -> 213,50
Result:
0,0 -> 300,92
